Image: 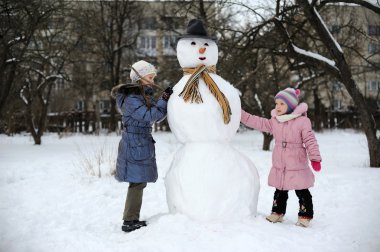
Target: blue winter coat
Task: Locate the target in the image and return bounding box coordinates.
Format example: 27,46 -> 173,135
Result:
115,93 -> 167,183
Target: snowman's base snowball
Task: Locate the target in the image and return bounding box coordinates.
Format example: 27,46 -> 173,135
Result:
165,142 -> 260,221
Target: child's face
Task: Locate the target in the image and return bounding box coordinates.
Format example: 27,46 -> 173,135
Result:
275,99 -> 288,116
140,73 -> 156,86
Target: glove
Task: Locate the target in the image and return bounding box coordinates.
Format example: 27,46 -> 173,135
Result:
311,161 -> 321,172
164,86 -> 173,95
161,86 -> 173,101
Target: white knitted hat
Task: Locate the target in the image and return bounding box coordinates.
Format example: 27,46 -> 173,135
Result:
130,60 -> 156,83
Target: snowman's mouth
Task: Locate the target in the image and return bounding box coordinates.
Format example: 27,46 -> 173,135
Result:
199,57 -> 206,60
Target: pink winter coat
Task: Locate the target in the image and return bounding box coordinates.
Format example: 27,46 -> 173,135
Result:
241,103 -> 321,190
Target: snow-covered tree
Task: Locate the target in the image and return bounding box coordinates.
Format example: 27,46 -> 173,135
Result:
231,0 -> 380,166
0,0 -> 62,125
18,1 -> 77,144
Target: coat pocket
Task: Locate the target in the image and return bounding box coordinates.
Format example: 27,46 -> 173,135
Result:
129,138 -> 155,162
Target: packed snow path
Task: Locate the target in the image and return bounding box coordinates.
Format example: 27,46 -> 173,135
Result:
1,130 -> 379,252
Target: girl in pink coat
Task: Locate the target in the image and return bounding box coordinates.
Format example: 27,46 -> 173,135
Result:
241,88 -> 321,227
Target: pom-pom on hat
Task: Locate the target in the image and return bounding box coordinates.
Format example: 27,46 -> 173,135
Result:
130,60 -> 156,83
274,88 -> 301,113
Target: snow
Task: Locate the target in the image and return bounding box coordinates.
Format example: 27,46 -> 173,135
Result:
7,37 -> 23,45
312,7 -> 343,53
367,0 -> 380,6
324,0 -> 380,7
1,130 -> 380,252
6,58 -> 17,63
19,86 -> 29,105
46,74 -> 63,80
293,44 -> 339,70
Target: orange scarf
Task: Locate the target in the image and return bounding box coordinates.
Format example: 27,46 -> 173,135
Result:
180,65 -> 231,124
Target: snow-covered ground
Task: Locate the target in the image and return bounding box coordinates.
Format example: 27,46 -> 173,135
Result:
0,129 -> 379,252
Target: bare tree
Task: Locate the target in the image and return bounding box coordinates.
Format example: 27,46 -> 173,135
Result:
18,1 -> 77,144
228,0 -> 380,166
90,0 -> 142,132
0,0 -> 62,119
275,0 -> 380,167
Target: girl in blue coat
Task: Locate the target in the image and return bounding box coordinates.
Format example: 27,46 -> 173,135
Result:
112,60 -> 172,232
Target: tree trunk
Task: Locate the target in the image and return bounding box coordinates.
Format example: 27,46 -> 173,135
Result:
313,88 -> 322,132
340,65 -> 380,167
25,106 -> 41,145
298,0 -> 380,167
0,63 -> 17,113
109,100 -> 117,132
262,133 -> 273,151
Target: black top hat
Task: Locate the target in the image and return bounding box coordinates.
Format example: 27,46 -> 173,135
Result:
179,19 -> 217,41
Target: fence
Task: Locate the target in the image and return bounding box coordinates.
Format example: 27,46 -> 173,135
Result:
46,111 -> 170,134
1,109 -> 378,135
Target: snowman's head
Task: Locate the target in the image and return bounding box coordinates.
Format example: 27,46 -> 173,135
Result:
177,38 -> 218,68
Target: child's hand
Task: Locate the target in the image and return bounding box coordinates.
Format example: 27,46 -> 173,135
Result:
164,86 -> 173,95
162,86 -> 173,101
311,161 -> 321,172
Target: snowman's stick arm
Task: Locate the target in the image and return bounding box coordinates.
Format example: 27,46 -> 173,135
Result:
130,65 -> 164,91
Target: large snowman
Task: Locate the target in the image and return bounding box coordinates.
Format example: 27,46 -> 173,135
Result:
165,19 -> 260,221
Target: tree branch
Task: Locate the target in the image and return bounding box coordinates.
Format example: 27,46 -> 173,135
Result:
273,17 -> 341,79
320,0 -> 380,15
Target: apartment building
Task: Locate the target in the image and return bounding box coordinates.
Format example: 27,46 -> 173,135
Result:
45,0 -> 216,132
321,4 -> 380,111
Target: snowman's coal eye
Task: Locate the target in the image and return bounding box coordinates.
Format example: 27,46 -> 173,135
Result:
204,43 -> 209,46
191,41 -> 196,45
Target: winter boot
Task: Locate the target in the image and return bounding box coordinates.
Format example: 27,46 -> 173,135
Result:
296,216 -> 312,227
121,220 -> 147,232
266,212 -> 284,223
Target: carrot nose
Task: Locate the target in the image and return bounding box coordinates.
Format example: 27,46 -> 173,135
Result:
199,47 -> 206,54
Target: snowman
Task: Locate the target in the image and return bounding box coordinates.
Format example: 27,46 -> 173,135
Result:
165,19 -> 260,221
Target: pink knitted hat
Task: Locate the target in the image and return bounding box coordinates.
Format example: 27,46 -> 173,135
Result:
274,88 -> 301,112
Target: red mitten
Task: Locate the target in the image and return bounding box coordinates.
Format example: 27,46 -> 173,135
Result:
311,161 -> 321,172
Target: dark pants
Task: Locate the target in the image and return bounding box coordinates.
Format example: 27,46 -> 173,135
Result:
271,189 -> 314,218
123,182 -> 147,221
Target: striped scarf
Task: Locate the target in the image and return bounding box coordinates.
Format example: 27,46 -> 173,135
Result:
179,65 -> 232,124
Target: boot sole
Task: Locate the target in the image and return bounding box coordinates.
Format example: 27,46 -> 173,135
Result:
295,220 -> 310,227
295,222 -> 309,227
122,224 -> 145,232
265,216 -> 284,223
121,226 -> 141,233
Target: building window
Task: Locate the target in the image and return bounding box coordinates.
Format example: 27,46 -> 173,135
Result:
138,36 -> 145,49
54,78 -> 64,91
164,35 -> 177,48
368,80 -> 380,92
48,17 -> 64,29
99,100 -> 110,113
75,100 -> 84,111
151,36 -> 156,49
368,25 -> 380,36
162,17 -> 185,29
141,17 -> 156,30
333,98 -> 342,110
333,81 -> 343,91
139,36 -> 156,49
368,43 -> 380,53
